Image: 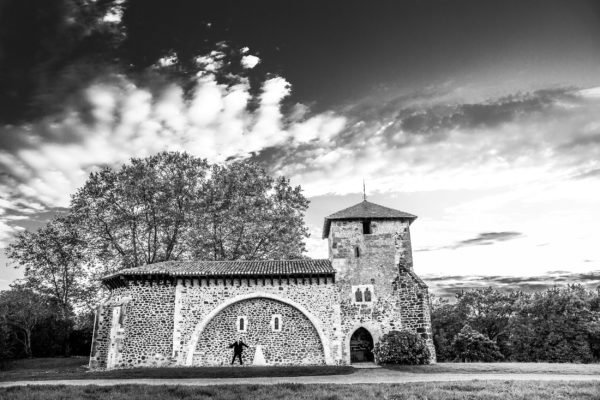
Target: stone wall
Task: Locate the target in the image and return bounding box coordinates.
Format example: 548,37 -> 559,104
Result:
396,266 -> 437,360
329,219 -> 436,363
194,297 -> 325,365
173,277 -> 341,365
89,286 -> 129,370
89,282 -> 176,370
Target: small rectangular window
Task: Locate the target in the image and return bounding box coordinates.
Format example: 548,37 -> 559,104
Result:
362,220 -> 371,234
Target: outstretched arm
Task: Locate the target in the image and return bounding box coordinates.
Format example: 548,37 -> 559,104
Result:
242,342 -> 249,348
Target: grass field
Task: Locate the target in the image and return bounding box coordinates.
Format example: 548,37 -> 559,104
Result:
3,357 -> 600,382
382,362 -> 600,375
1,382 -> 600,400
0,358 -> 353,382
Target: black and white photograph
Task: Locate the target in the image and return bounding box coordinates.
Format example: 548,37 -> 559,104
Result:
1,1 -> 600,398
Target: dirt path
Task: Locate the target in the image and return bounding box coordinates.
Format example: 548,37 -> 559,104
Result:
2,369 -> 600,387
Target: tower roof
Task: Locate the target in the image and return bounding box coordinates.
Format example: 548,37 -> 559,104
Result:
322,200 -> 417,238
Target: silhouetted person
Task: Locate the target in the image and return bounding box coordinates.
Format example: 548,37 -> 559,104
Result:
229,338 -> 249,365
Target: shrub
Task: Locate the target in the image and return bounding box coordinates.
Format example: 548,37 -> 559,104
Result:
452,325 -> 504,362
373,330 -> 431,365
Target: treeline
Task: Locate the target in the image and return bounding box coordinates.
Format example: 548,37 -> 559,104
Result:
1,152 -> 310,366
0,286 -> 93,365
431,285 -> 600,363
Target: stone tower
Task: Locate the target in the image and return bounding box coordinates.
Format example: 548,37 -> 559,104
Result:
323,199 -> 436,363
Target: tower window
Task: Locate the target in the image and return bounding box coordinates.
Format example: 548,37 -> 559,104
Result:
355,288 -> 363,302
364,287 -> 372,302
355,246 -> 360,258
362,220 -> 372,234
352,285 -> 375,304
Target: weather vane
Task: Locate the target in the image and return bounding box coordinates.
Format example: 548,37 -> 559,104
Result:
363,179 -> 367,201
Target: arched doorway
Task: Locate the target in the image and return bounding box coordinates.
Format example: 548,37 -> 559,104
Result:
350,327 -> 374,363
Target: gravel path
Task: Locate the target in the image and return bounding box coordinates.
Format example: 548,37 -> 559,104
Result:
2,369 -> 600,387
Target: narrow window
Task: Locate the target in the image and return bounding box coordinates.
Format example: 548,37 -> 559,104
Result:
271,314 -> 282,332
364,287 -> 372,302
355,246 -> 360,258
355,288 -> 363,302
118,305 -> 126,325
362,220 -> 371,234
237,316 -> 247,332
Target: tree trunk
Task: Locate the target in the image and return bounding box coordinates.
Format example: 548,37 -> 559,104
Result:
25,329 -> 32,358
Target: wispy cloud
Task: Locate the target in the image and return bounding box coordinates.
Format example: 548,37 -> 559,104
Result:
417,231 -> 523,252
424,270 -> 600,300
256,86 -> 600,196
0,50 -> 346,245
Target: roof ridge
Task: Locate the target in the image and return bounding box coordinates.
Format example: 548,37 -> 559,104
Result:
147,258 -> 330,264
101,258 -> 335,283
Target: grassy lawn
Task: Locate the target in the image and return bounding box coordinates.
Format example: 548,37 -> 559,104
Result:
3,357 -> 600,382
1,382 -> 600,400
0,358 -> 353,382
383,362 -> 600,375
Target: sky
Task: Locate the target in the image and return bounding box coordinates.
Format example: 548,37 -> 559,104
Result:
1,0 -> 600,295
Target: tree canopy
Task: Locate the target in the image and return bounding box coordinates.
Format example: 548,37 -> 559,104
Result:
431,285 -> 600,363
7,215 -> 89,318
71,152 -> 309,271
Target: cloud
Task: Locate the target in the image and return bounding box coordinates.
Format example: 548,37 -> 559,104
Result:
416,231 -> 523,252
241,54 -> 260,69
254,86 -> 600,197
424,270 -> 600,300
0,50 -> 347,245
453,231 -> 523,248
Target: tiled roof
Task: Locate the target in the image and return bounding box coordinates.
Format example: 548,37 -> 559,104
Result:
322,200 -> 417,238
102,259 -> 335,282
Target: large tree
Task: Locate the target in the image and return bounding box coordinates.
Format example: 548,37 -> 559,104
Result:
509,285 -> 597,363
7,215 -> 89,319
71,151 -> 310,271
188,160 -> 309,261
71,151 -> 209,271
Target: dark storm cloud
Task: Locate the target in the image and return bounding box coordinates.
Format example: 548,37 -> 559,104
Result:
387,89 -> 574,136
423,270 -> 600,300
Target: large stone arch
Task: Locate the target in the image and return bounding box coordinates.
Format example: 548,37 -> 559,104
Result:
184,292 -> 333,365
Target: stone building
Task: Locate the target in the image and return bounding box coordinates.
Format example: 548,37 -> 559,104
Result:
89,200 -> 435,369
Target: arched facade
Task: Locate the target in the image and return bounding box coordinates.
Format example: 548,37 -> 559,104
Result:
183,292 -> 333,366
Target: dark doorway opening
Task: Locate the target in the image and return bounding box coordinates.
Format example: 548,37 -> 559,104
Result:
362,220 -> 371,234
350,327 -> 374,363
